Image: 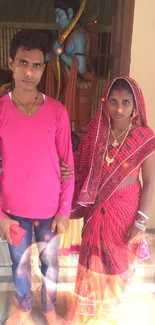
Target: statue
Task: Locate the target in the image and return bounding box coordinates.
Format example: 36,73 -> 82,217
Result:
45,0 -> 97,132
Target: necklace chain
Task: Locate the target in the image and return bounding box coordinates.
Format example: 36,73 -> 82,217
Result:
105,122 -> 132,166
111,124 -> 131,147
12,92 -> 38,117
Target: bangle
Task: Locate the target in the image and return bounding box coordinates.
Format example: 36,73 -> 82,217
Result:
134,220 -> 146,231
136,219 -> 146,225
137,210 -> 149,220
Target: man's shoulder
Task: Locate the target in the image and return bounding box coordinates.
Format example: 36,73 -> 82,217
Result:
0,94 -> 8,110
0,94 -> 7,104
45,95 -> 66,111
45,95 -> 68,120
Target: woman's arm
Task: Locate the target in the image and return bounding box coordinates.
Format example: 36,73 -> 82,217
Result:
126,151 -> 155,243
138,152 -> 155,217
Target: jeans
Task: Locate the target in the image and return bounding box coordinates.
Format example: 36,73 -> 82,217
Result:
7,214 -> 61,313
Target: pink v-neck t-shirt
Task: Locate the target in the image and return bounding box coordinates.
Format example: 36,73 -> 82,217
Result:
0,94 -> 74,219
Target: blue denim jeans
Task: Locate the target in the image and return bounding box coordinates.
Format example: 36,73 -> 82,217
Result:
7,214 -> 61,313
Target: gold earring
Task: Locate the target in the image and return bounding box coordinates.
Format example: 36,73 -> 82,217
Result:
132,108 -> 138,124
132,108 -> 136,118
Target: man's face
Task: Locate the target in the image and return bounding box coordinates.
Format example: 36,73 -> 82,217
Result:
8,47 -> 45,91
0,82 -> 12,97
55,8 -> 70,30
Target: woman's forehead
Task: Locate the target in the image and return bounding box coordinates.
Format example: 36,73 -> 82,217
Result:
109,89 -> 133,98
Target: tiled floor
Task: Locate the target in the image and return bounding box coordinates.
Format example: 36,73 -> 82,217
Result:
0,232 -> 155,324
0,284 -> 75,324
0,284 -> 155,324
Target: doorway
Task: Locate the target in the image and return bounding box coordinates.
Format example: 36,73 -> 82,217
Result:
92,0 -> 135,115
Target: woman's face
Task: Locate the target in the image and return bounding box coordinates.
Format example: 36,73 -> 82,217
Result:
107,88 -> 135,122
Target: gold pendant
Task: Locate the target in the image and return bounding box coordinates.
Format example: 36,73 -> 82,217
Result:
28,111 -> 31,116
112,139 -> 119,147
105,154 -> 114,166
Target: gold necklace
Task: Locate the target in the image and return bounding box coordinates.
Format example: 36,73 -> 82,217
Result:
111,124 -> 131,147
105,122 -> 132,166
12,92 -> 38,117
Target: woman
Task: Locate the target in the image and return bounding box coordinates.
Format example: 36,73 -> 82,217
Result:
68,76 -> 155,324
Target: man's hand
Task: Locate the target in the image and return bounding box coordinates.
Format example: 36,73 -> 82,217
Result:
60,160 -> 73,181
51,214 -> 69,235
0,214 -> 19,245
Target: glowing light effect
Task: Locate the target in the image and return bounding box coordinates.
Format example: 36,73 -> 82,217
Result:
123,162 -> 129,168
44,234 -> 51,241
26,70 -> 33,77
33,220 -> 40,227
57,48 -> 63,55
62,201 -> 68,206
3,245 -> 155,325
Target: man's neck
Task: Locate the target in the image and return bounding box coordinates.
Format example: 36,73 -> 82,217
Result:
12,85 -> 38,103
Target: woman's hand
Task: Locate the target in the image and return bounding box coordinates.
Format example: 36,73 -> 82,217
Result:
60,160 -> 73,181
126,225 -> 145,244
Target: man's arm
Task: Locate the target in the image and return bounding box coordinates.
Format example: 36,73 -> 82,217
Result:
59,131 -> 79,181
51,107 -> 74,234
0,173 -> 19,244
0,118 -> 19,243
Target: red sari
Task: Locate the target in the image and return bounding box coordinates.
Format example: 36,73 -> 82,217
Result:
71,77 -> 155,323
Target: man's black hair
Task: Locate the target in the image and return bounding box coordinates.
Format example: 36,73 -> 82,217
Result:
10,29 -> 47,61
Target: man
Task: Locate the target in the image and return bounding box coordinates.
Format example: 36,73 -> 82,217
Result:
0,69 -> 12,97
0,29 -> 74,325
0,70 -> 13,171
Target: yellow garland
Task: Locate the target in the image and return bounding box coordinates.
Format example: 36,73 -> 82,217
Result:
56,0 -> 87,99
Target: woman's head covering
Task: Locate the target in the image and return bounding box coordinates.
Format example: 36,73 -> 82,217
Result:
102,76 -> 147,127
74,76 -> 154,208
